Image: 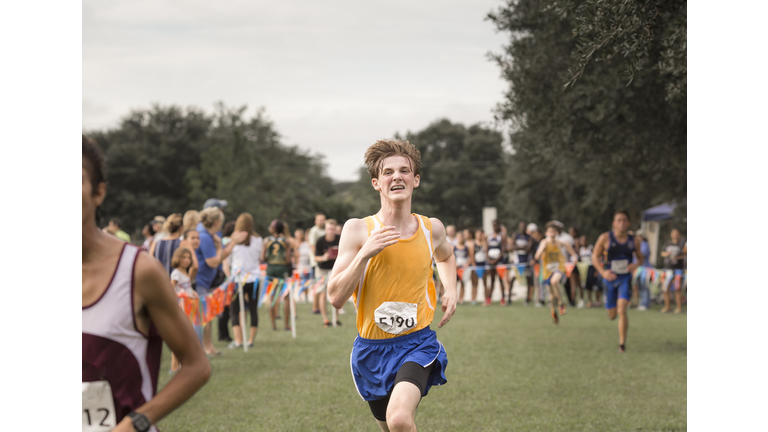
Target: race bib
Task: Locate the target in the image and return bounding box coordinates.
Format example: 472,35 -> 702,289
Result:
374,302 -> 417,335
546,262 -> 560,272
488,249 -> 501,260
474,251 -> 486,262
515,239 -> 527,248
82,381 -> 117,431
611,259 -> 629,275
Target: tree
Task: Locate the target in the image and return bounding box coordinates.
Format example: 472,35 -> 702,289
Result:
87,103 -> 348,236
487,0 -> 686,239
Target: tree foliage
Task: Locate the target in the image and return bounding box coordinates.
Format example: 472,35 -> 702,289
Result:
88,103 -> 347,236
487,0 -> 686,239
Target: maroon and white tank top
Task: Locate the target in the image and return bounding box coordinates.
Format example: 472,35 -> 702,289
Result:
82,243 -> 162,432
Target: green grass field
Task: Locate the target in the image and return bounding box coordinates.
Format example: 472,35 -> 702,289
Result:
156,302 -> 686,431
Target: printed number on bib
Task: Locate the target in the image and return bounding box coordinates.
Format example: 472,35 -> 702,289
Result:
374,302 -> 417,335
546,263 -> 560,272
611,259 -> 629,274
487,249 -> 501,260
83,381 -> 116,431
474,251 -> 486,262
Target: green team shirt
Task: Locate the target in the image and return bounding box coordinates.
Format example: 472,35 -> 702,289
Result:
265,236 -> 289,265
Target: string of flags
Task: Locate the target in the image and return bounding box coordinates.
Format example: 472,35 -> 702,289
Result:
452,262 -> 686,292
176,269 -> 328,326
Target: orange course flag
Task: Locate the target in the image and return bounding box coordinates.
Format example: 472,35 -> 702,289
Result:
495,265 -> 506,279
457,267 -> 464,280
565,262 -> 575,278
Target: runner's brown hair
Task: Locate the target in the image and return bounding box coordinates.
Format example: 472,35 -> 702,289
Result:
364,139 -> 422,179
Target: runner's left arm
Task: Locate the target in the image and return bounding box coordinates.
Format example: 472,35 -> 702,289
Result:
431,218 -> 457,328
113,253 -> 211,432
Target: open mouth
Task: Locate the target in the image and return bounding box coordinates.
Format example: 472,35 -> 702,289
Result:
390,185 -> 405,191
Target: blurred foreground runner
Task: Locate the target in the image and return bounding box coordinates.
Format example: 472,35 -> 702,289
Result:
82,136 -> 210,432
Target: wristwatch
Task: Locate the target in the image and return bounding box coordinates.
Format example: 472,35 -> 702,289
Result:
127,412 -> 151,432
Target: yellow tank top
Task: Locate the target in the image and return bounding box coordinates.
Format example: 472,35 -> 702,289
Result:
353,214 -> 436,340
541,240 -> 565,279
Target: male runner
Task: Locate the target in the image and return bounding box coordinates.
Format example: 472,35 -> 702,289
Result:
328,139 -> 456,432
534,222 -> 577,324
509,220 -> 534,306
592,210 -> 644,353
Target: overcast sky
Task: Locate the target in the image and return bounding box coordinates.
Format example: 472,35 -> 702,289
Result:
83,0 -> 509,181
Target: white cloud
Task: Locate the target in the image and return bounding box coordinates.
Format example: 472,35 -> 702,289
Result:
83,0 -> 509,181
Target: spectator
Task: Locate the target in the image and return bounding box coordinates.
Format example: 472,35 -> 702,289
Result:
307,213 -> 326,314
152,215 -> 168,242
526,223 -> 546,307
261,220 -> 293,331
660,228 -> 686,314
293,229 -> 312,303
471,229 -> 488,306
169,247 -> 198,373
150,214 -> 183,275
179,228 -> 200,282
227,213 -> 263,349
195,207 -> 246,355
634,230 -> 652,311
140,222 -> 156,252
314,219 -> 341,327
103,218 -> 131,242
182,210 -> 200,238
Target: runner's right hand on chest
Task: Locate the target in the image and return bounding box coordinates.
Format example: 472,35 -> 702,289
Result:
360,226 -> 400,260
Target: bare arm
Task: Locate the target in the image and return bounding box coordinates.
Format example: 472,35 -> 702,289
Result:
592,233 -> 615,281
115,254 -> 210,431
327,219 -> 400,309
564,241 -> 578,262
431,219 -> 457,328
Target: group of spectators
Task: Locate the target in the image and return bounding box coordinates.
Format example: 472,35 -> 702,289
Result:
105,204 -> 348,360
104,209 -> 687,359
443,220 -> 687,313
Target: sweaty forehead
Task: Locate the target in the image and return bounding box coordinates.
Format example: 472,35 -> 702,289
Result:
380,156 -> 412,171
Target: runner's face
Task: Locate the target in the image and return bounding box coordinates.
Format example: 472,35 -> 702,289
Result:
670,229 -> 680,242
315,215 -> 325,228
518,222 -> 526,233
612,213 -> 630,234
546,227 -> 558,239
373,156 -> 419,201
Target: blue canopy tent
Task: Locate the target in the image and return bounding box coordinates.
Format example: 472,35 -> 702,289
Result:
640,202 -> 679,266
643,203 -> 677,221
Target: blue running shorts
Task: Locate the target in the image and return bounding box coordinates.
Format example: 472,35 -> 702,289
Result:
350,326 -> 448,401
603,274 -> 632,309
542,271 -> 564,286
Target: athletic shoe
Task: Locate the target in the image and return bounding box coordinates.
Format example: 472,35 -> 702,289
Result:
559,305 -> 567,316
637,305 -> 647,311
524,300 -> 530,307
577,299 -> 585,309
471,301 -> 477,306
552,310 -> 559,324
336,321 -> 343,326
246,342 -> 254,348
660,308 -> 669,314
586,302 -> 593,308
500,298 -> 507,306
535,301 -> 542,308
323,320 -> 331,328
483,298 -> 492,307
619,344 -> 625,354
311,310 -> 321,315
227,342 -> 242,349
674,308 -> 682,314
285,327 -> 292,331
339,308 -> 346,315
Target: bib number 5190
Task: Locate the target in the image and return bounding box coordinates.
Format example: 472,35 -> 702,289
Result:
374,302 -> 417,335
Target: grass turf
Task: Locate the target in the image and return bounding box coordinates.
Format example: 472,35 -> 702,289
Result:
156,302 -> 686,431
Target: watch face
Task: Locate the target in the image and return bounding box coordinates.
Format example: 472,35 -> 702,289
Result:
131,413 -> 151,432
